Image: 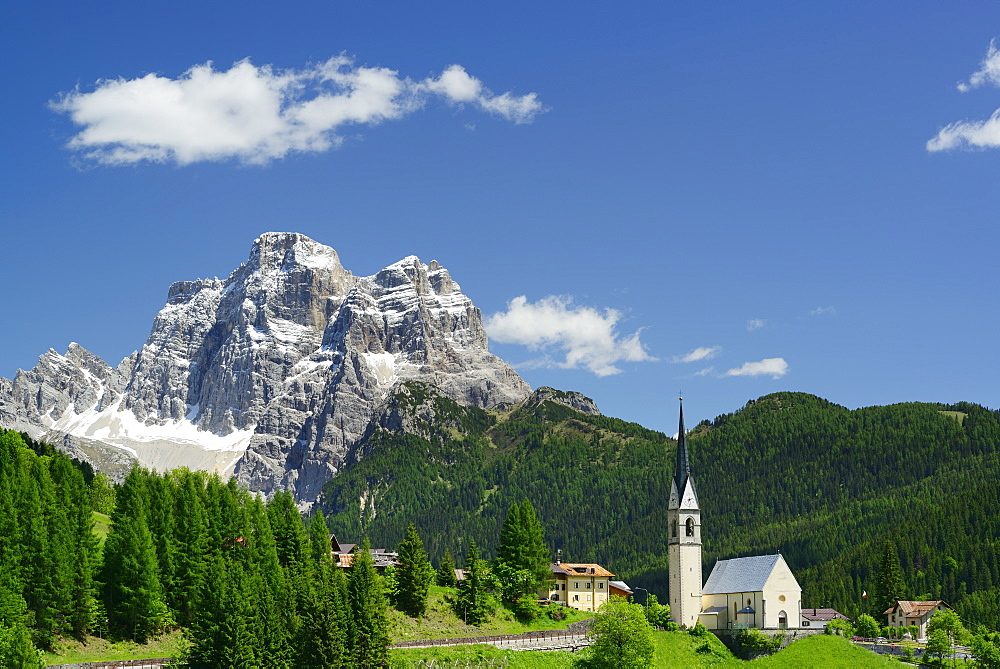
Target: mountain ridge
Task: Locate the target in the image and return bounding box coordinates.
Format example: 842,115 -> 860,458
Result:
0,232 -> 530,501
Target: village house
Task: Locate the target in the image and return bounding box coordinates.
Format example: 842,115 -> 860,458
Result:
330,534 -> 399,571
884,600 -> 953,638
542,562 -> 615,612
800,607 -> 851,630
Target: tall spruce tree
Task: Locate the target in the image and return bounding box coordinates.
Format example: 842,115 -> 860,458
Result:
348,538 -> 390,667
493,499 -> 550,600
101,469 -> 171,642
458,539 -> 491,625
874,540 -> 907,616
437,548 -> 457,587
395,525 -> 434,617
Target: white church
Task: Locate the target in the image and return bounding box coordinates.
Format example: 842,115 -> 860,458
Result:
668,402 -> 803,631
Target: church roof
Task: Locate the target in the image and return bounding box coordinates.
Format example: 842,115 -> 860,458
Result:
674,402 -> 692,494
702,554 -> 784,594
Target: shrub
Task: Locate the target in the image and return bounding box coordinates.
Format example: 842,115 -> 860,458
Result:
689,621 -> 707,637
547,605 -> 568,621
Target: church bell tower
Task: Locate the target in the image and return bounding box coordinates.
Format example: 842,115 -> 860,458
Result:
667,399 -> 702,628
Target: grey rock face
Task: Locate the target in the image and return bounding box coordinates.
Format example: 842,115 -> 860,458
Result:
0,232 -> 531,501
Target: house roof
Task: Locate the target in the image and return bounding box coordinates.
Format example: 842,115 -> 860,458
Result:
609,580 -> 632,594
801,608 -> 850,622
884,600 -> 951,617
702,554 -> 784,594
550,563 -> 615,578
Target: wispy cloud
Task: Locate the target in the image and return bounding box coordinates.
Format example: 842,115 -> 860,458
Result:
957,40 -> 1000,92
694,366 -> 714,377
747,318 -> 765,332
724,357 -> 789,379
50,57 -> 545,165
809,306 -> 836,316
672,346 -> 721,363
928,40 -> 1000,151
484,295 -> 656,377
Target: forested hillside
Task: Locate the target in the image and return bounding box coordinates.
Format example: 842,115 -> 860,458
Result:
320,385 -> 1000,628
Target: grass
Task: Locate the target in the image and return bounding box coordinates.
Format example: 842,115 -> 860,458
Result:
388,585 -> 592,643
390,644 -> 577,667
939,410 -> 968,424
755,633 -> 900,667
91,511 -> 111,546
40,630 -> 189,665
389,630 -> 904,668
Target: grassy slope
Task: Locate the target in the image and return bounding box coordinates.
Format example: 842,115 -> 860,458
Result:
390,631 -> 901,668
389,585 -> 592,642
40,631 -> 188,666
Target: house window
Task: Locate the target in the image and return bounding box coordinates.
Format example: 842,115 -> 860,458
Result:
587,594 -> 591,601
575,582 -> 579,589
586,583 -> 591,589
574,595 -> 579,601
598,582 -> 604,589
561,584 -> 566,591
803,620 -> 810,626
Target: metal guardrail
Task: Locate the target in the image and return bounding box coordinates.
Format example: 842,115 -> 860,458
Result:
46,660 -> 179,669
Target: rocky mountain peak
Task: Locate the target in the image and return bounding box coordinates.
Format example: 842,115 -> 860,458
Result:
1,233 -> 531,502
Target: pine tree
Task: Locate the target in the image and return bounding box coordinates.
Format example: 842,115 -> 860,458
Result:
395,525 -> 434,617
348,538 -> 390,668
493,499 -> 550,601
458,539 -> 491,625
437,548 -> 457,587
874,540 -> 907,616
101,469 -> 171,642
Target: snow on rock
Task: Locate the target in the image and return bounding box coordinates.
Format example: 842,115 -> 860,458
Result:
1,232 -> 530,501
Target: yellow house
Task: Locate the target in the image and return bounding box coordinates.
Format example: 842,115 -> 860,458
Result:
542,562 -> 615,612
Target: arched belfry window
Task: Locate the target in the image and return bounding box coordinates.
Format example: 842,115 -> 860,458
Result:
685,517 -> 695,537
671,519 -> 678,538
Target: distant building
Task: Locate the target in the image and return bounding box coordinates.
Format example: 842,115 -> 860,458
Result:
800,607 -> 850,630
331,534 -> 398,571
542,562 -> 615,612
609,580 -> 634,600
884,600 -> 953,638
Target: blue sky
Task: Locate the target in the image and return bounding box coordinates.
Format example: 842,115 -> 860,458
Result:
2,1 -> 999,435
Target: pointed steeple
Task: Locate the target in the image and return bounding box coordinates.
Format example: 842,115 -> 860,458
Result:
674,399 -> 691,494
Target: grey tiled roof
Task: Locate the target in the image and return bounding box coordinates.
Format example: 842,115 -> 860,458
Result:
702,554 -> 782,594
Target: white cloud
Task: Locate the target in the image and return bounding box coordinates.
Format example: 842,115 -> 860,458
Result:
809,306 -> 836,316
724,357 -> 789,379
694,366 -> 714,377
927,110 -> 1000,151
672,346 -> 721,363
928,40 -> 1000,151
50,57 -> 545,165
957,40 -> 1000,92
484,295 -> 656,377
746,318 -> 765,331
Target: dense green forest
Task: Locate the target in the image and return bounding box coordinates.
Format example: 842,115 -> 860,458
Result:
3,383 -> 1000,661
0,430 -> 386,666
319,384 -> 1000,629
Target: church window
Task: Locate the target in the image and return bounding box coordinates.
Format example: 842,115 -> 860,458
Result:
747,599 -> 751,606
685,517 -> 695,537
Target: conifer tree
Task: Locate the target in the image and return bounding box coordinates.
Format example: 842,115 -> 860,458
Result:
437,548 -> 457,587
395,524 -> 434,617
493,499 -> 550,600
874,540 -> 907,616
298,512 -> 348,668
101,469 -> 171,642
348,538 -> 390,667
458,539 -> 491,625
